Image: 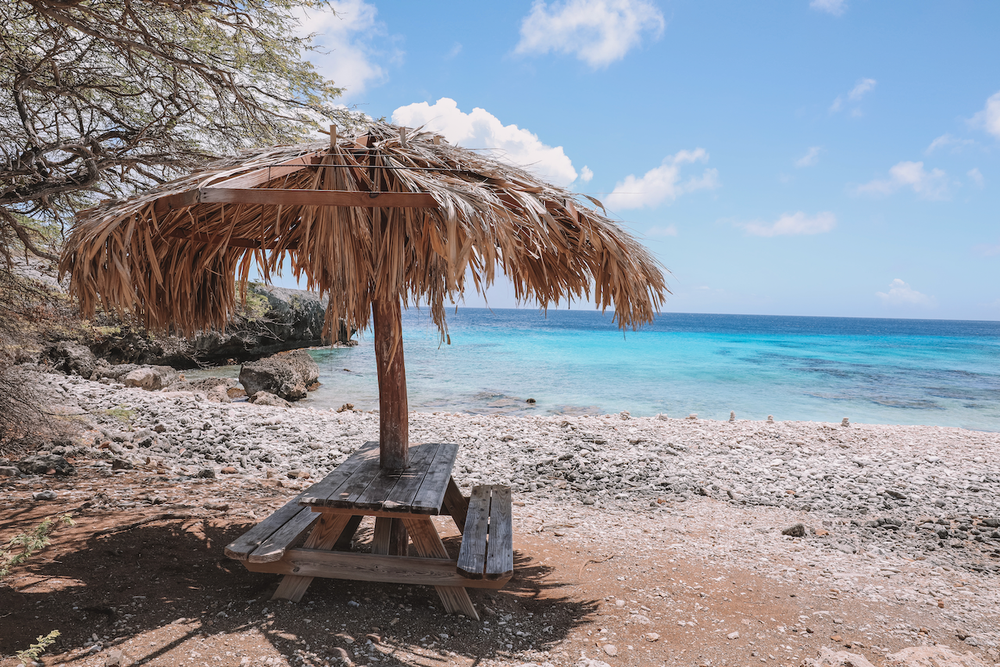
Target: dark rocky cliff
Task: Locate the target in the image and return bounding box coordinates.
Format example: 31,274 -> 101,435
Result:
88,283 -> 354,369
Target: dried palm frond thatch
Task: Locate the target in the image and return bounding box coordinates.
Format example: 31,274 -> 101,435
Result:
60,122 -> 667,343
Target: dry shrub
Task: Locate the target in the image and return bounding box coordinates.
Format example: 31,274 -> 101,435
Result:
0,263 -> 79,454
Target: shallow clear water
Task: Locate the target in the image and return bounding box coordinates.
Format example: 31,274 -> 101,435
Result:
190,309 -> 1000,431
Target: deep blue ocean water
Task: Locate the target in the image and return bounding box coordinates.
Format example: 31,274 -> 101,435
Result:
196,309 -> 1000,431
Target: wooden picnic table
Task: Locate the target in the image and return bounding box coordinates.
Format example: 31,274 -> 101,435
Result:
226,441 -> 513,621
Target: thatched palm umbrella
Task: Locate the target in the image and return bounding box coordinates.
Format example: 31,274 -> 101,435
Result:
61,122 -> 668,470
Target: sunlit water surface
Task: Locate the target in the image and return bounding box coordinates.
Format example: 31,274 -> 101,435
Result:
187,309 -> 1000,431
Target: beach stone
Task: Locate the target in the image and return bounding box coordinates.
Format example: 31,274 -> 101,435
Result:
0,466 -> 19,477
104,648 -> 130,667
111,458 -> 133,470
802,648 -> 876,667
33,490 -> 57,501
240,350 -> 319,401
17,454 -> 74,476
124,365 -> 179,391
602,644 -> 618,657
195,467 -> 216,479
782,523 -> 807,537
884,646 -> 988,667
250,391 -> 291,408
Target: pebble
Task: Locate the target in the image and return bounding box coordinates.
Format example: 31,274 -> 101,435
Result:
32,490 -> 57,501
727,631 -> 740,640
602,644 -> 618,657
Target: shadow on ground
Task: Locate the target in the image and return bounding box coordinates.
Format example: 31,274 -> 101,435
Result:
2,513 -> 597,666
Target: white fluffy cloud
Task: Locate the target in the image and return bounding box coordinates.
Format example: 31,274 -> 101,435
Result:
810,0 -> 846,16
795,146 -> 822,168
855,161 -> 949,200
971,91 -> 1000,139
740,211 -> 837,237
605,149 -> 718,210
515,0 -> 664,68
876,279 -> 934,306
925,133 -> 975,154
830,78 -> 876,113
579,166 -> 594,182
292,0 -> 390,98
391,98 -> 578,186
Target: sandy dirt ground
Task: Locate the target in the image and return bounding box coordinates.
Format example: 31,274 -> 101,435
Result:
3,457 -> 998,667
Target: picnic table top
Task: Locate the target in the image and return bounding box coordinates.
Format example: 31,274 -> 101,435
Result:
298,441 -> 460,515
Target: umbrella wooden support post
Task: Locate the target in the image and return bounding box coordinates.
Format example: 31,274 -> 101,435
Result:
373,295 -> 409,471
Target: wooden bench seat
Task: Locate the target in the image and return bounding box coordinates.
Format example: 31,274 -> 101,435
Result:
224,491 -> 320,563
456,485 -> 513,581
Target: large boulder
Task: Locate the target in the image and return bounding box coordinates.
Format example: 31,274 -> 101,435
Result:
17,454 -> 74,476
239,350 -> 319,401
123,365 -> 180,390
47,341 -> 99,378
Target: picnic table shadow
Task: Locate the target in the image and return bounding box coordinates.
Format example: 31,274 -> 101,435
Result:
3,514 -> 599,665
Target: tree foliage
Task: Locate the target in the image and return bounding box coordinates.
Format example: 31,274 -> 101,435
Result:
0,0 -> 347,260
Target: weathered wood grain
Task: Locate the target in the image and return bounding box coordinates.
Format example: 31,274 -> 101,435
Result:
456,486 -> 490,579
484,486 -> 513,580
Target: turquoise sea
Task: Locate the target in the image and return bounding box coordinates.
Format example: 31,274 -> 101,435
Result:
197,309 -> 1000,431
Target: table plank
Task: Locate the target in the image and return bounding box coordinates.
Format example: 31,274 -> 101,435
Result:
225,490 -> 312,561
411,443 -> 460,513
354,442 -> 438,510
379,443 -> 442,511
244,549 -> 509,589
456,485 -> 490,579
485,486 -> 513,580
299,441 -> 379,507
248,505 -> 321,563
322,449 -> 384,508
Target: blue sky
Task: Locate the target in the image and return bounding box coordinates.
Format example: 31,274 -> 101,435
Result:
286,0 -> 1000,321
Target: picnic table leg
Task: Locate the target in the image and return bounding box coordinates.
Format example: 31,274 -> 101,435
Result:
272,513 -> 353,602
443,477 -> 469,534
403,517 -> 479,621
333,515 -> 364,551
372,518 -> 408,556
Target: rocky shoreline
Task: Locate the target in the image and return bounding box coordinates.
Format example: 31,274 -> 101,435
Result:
4,367 -> 1000,664
20,370 -> 1000,572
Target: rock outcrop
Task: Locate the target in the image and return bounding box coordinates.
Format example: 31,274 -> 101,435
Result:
86,283 -> 354,368
239,349 -> 320,401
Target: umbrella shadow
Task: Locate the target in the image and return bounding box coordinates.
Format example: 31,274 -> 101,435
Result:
1,515 -> 597,665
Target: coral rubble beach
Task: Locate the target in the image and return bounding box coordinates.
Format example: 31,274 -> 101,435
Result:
4,369 -> 1000,665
